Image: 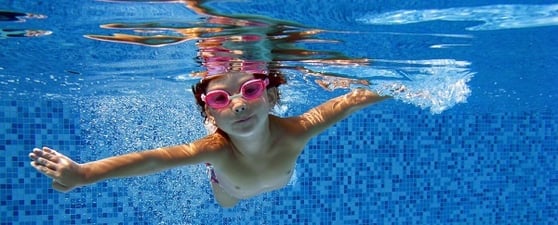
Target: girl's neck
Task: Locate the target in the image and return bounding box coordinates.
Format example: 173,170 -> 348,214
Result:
228,117 -> 274,158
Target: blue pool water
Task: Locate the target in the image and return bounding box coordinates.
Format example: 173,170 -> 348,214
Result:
1,0 -> 557,224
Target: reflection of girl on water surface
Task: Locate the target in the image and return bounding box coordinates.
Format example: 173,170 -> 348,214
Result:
29,2 -> 396,208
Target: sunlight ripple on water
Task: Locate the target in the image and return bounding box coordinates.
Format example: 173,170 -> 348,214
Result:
358,4 -> 558,31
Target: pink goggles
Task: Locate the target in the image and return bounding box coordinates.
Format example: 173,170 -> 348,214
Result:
201,78 -> 269,109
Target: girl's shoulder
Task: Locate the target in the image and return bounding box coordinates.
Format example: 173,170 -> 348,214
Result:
188,132 -> 233,165
269,115 -> 314,141
193,131 -> 231,151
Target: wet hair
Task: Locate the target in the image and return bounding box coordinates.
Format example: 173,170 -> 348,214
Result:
191,70 -> 287,121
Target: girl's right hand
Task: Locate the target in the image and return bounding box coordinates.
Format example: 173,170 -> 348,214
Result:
29,147 -> 85,192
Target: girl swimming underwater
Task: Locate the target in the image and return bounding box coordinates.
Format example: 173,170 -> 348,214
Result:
29,70 -> 390,208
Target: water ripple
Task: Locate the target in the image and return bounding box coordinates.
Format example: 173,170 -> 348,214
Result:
358,4 -> 558,31
303,58 -> 474,114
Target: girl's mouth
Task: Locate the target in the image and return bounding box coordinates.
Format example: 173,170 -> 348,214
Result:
235,115 -> 253,123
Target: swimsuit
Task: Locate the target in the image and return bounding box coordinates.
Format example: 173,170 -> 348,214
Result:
205,163 -> 219,184
205,163 -> 298,187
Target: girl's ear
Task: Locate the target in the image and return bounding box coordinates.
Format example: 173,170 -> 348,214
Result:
266,87 -> 279,106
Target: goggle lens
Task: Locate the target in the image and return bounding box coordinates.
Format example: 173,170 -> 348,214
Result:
242,80 -> 266,99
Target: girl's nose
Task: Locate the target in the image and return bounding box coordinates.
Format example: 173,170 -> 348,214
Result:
232,102 -> 246,113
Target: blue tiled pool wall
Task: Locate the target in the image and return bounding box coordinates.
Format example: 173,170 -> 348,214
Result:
1,99 -> 83,225
1,98 -> 557,225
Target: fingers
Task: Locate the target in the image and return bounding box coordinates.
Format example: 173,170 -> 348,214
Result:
29,147 -> 61,176
30,161 -> 57,179
29,147 -> 60,164
42,146 -> 57,154
41,147 -> 60,162
34,157 -> 59,171
29,148 -> 42,159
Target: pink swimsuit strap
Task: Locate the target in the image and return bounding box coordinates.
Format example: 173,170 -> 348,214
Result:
205,163 -> 219,184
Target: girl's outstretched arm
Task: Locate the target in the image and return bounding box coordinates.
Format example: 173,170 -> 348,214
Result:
29,136 -> 222,192
296,88 -> 390,139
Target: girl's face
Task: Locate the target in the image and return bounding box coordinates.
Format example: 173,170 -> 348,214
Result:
204,72 -> 276,137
